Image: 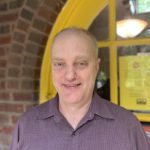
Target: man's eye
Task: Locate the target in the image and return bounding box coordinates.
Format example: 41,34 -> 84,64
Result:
79,62 -> 85,66
75,61 -> 87,68
53,62 -> 64,68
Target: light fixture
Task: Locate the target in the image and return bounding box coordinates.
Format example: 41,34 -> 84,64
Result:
117,18 -> 148,38
116,0 -> 148,38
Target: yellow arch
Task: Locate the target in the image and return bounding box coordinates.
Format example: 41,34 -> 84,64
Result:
40,0 -> 108,103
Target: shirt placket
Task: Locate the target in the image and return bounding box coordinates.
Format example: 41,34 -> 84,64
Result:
67,130 -> 80,150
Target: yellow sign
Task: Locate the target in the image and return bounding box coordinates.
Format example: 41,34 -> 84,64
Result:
119,56 -> 150,112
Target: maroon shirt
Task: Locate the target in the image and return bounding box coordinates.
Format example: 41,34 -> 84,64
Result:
10,93 -> 150,150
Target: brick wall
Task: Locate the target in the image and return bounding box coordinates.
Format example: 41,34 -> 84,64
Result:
0,0 -> 67,149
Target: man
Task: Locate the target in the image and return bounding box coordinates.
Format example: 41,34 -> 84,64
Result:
10,27 -> 150,150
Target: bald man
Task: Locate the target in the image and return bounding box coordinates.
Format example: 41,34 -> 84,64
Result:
10,27 -> 150,150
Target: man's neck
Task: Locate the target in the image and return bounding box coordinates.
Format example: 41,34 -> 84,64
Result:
59,99 -> 92,129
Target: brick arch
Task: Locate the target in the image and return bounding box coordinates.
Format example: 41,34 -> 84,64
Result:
0,0 -> 67,149
9,0 -> 67,101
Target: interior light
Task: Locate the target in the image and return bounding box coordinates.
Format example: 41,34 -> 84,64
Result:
117,19 -> 148,38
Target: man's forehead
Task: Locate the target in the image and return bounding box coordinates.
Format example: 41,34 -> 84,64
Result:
52,36 -> 94,56
54,29 -> 89,42
51,28 -> 98,58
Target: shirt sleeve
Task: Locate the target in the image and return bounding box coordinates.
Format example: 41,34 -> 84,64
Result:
9,120 -> 20,150
130,117 -> 150,150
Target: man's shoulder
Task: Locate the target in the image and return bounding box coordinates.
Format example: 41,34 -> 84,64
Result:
20,97 -> 56,122
99,96 -> 139,124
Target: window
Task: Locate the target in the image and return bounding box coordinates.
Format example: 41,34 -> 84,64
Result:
136,0 -> 150,14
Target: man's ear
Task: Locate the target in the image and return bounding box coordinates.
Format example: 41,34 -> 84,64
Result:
96,58 -> 101,71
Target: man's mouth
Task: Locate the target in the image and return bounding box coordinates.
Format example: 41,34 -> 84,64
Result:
62,83 -> 81,88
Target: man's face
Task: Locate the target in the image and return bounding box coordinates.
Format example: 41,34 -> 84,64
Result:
51,32 -> 100,105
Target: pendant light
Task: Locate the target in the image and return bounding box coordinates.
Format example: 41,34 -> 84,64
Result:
116,0 -> 148,38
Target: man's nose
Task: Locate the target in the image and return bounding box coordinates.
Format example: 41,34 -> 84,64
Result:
64,66 -> 76,81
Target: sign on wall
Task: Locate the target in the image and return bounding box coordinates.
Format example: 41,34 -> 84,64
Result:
119,55 -> 150,112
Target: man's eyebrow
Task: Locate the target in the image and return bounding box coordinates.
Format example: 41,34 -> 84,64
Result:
52,57 -> 64,61
75,56 -> 89,60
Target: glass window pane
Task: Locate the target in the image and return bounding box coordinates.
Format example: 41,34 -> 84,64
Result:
117,45 -> 150,114
137,0 -> 150,14
96,47 -> 110,100
89,6 -> 109,41
116,0 -> 150,39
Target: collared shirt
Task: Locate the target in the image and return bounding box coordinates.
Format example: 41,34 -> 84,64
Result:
10,93 -> 150,150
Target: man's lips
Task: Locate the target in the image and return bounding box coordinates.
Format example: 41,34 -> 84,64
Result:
62,83 -> 81,88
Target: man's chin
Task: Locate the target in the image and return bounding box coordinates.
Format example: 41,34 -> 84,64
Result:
59,93 -> 82,104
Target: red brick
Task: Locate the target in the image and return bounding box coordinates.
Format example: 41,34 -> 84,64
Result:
21,8 -> 33,21
0,104 -> 4,112
22,67 -> 34,78
9,0 -> 23,9
23,55 -> 36,66
34,69 -> 40,79
0,69 -> 5,78
0,48 -> 5,57
0,103 -> 24,113
38,6 -> 57,22
13,92 -> 33,101
2,126 -> 14,134
8,67 -> 20,77
0,134 -> 11,145
0,125 -> 3,133
26,0 -> 38,10
7,80 -> 19,89
13,31 -> 26,43
45,0 -> 63,12
0,114 -> 9,123
0,24 -> 10,34
21,80 -> 34,90
0,59 -> 7,67
0,12 -> 18,22
44,24 -> 52,33
0,81 -> 6,89
17,19 -> 29,32
9,55 -> 22,66
11,23 -> 15,32
28,31 -> 48,45
11,43 -> 24,54
32,18 -> 52,34
0,35 -> 11,44
0,3 -> 7,11
11,115 -> 20,124
25,43 -> 44,56
0,92 -> 9,101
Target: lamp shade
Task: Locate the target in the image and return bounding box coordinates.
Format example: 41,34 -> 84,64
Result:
117,19 -> 148,38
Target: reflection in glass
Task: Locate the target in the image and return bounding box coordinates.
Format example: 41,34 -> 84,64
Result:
118,45 -> 150,56
116,0 -> 150,39
136,0 -> 150,14
96,47 -> 110,100
89,6 -> 108,41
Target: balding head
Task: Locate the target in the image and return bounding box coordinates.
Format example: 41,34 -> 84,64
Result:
51,27 -> 99,58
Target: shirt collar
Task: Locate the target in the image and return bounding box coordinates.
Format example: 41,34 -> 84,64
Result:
37,93 -> 115,120
37,95 -> 59,120
89,92 -> 115,120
